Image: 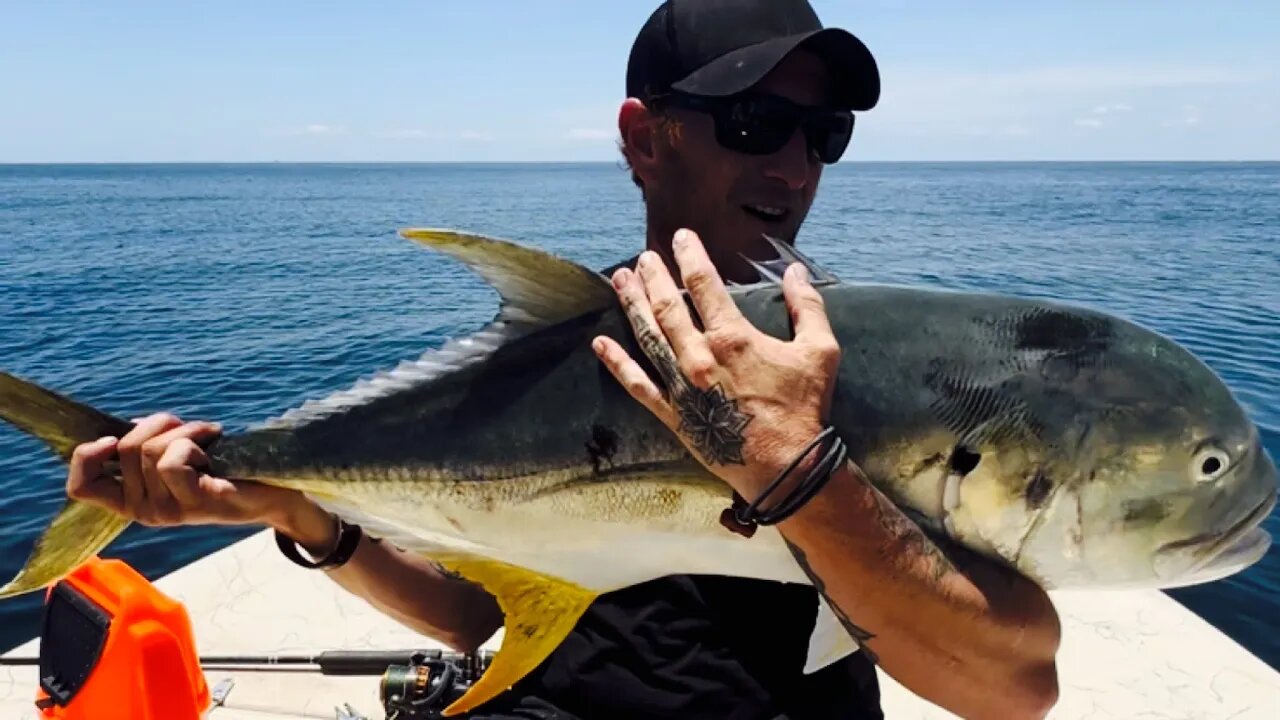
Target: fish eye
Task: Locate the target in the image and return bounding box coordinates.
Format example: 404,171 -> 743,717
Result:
1191,447 -> 1231,483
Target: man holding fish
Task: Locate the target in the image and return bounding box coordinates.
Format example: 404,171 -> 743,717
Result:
60,1 -> 1068,718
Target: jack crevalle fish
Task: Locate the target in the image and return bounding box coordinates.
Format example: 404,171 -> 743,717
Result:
1,229 -> 1275,716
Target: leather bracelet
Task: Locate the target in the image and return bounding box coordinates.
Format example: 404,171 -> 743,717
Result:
755,434 -> 847,525
735,427 -> 835,526
274,515 -> 363,569
733,427 -> 846,527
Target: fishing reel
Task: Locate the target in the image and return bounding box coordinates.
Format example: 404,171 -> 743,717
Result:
379,649 -> 494,720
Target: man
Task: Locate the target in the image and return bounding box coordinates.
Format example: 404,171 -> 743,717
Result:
65,1 -> 1061,718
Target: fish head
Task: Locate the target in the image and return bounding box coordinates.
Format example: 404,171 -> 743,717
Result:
1003,313 -> 1277,590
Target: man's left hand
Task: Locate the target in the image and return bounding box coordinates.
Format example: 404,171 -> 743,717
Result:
592,228 -> 842,501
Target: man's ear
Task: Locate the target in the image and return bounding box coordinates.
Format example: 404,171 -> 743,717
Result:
619,98 -> 661,185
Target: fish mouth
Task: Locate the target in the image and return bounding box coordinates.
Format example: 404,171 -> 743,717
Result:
1154,488 -> 1276,587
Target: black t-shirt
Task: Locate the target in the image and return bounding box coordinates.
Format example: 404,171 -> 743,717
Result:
460,575 -> 883,720
459,256 -> 882,719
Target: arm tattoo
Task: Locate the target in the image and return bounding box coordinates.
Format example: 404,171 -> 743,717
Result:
850,462 -> 960,583
624,297 -> 753,466
428,560 -> 469,583
785,539 -> 880,665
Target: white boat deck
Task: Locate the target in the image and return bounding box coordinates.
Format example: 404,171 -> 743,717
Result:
2,529 -> 1278,719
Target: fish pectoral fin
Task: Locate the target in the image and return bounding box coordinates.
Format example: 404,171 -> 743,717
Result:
434,557 -> 599,717
0,499 -> 131,599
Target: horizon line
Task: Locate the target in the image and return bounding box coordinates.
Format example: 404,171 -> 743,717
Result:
1,158 -> 1278,166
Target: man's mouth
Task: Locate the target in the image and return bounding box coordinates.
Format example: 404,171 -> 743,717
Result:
743,204 -> 789,223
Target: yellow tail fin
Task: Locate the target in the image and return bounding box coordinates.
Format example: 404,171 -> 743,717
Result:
0,371 -> 134,597
434,557 -> 599,717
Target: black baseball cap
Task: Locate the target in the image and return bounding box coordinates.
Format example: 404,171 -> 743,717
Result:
626,0 -> 880,111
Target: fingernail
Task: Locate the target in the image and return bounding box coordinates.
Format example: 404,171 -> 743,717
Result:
96,436 -> 117,445
612,268 -> 629,289
794,264 -> 810,284
673,229 -> 690,248
592,338 -> 606,355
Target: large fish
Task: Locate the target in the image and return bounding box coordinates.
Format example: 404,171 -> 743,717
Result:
1,229 -> 1275,716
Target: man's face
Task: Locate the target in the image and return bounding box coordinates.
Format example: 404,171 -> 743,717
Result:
643,50 -> 834,284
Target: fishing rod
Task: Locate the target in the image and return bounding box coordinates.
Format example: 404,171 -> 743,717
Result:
0,648 -> 491,674
3,648 -> 496,719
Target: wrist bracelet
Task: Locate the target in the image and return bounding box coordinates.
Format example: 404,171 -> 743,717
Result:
732,427 -> 847,528
275,515 -> 363,569
755,434 -> 847,525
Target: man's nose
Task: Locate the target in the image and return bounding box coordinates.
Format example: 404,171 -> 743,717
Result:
762,129 -> 811,191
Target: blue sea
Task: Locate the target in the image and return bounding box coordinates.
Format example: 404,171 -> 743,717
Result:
1,162 -> 1277,669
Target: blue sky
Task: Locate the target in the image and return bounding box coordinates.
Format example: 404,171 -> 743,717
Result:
2,1 -> 1277,162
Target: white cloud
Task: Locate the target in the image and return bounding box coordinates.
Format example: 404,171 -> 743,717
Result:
1162,104 -> 1202,127
961,65 -> 1248,93
295,124 -> 345,136
375,128 -> 437,140
565,128 -> 616,141
864,62 -> 1252,145
958,124 -> 1033,137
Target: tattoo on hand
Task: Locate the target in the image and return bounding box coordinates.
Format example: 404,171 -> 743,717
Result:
676,383 -> 751,464
785,539 -> 880,665
625,297 -> 753,466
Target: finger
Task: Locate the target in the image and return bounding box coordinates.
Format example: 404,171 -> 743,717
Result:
152,424 -> 220,506
635,250 -> 712,361
66,436 -> 125,512
783,263 -> 835,341
155,437 -> 211,508
118,413 -> 183,514
140,420 -> 214,515
671,229 -> 744,330
592,335 -> 676,428
612,267 -> 689,395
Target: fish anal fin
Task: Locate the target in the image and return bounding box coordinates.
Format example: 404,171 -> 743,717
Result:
435,557 -> 598,717
0,499 -> 131,599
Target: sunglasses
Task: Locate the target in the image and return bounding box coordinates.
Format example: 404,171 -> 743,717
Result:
655,91 -> 855,164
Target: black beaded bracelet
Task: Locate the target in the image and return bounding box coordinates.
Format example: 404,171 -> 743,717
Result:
274,515 -> 363,570
734,427 -> 847,527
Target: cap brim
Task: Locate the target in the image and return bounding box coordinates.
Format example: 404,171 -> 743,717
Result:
670,28 -> 880,111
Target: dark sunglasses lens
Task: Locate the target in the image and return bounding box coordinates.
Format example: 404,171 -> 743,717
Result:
723,99 -> 854,163
716,101 -> 796,155
806,113 -> 854,164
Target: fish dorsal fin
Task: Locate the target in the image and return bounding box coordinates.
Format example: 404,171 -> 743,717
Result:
257,229 -> 615,430
739,234 -> 840,286
399,228 -> 615,327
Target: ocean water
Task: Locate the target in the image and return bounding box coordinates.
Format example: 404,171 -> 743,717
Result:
0,161 -> 1276,670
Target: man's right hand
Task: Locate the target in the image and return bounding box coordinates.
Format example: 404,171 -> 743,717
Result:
67,412 -> 337,550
